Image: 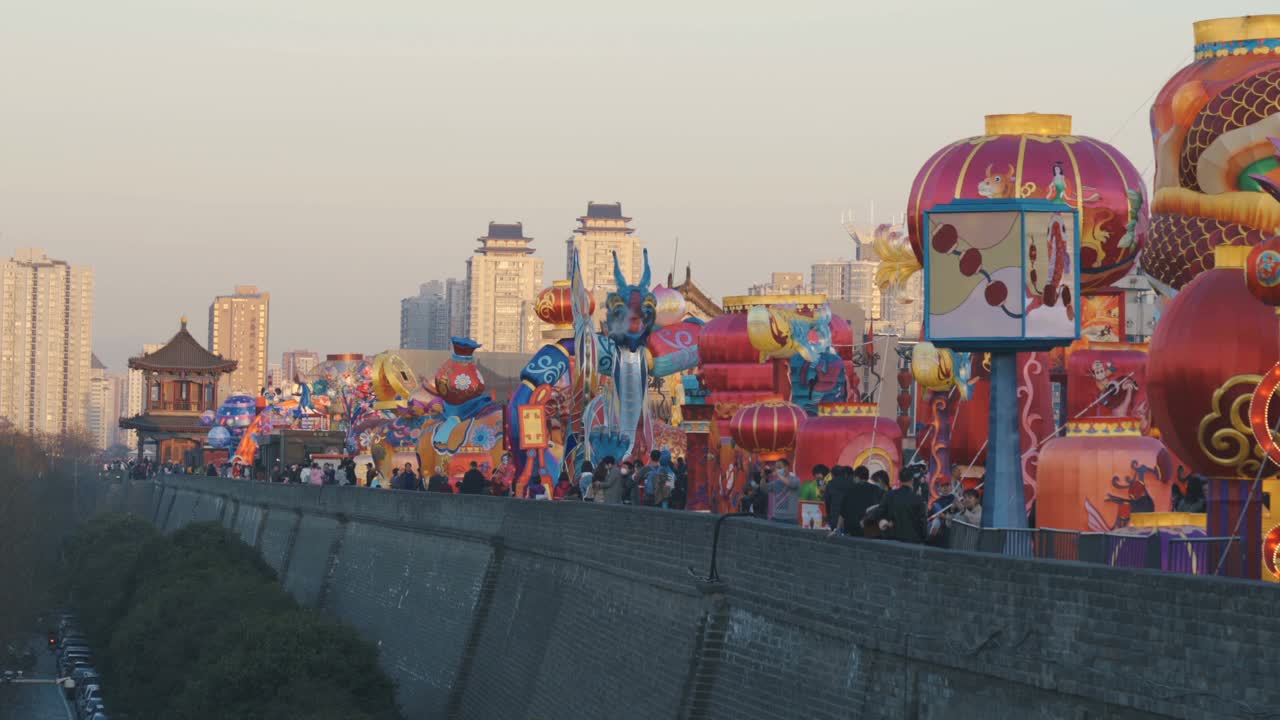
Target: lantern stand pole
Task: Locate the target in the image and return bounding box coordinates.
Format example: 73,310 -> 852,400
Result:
982,351 -> 1026,529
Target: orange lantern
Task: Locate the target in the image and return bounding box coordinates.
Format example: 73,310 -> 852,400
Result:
1037,418 -> 1175,532
728,400 -> 806,461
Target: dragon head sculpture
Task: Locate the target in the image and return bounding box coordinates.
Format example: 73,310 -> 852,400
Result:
606,249 -> 657,351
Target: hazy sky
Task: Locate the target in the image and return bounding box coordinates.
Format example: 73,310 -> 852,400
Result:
1,0 -> 1264,371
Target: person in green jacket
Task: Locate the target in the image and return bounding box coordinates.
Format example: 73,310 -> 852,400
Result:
798,464 -> 828,503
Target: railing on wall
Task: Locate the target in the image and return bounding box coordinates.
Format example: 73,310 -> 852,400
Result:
946,521 -> 1244,577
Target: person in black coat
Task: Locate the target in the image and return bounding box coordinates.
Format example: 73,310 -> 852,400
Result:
876,467 -> 928,543
459,462 -> 488,494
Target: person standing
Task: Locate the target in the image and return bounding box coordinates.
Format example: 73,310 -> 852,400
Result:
578,461 -> 596,501
594,457 -> 625,504
829,467 -> 883,538
427,466 -> 452,493
459,461 -> 488,494
766,459 -> 801,524
524,474 -> 549,500
621,461 -> 642,505
365,463 -> 383,489
877,468 -> 928,543
799,464 -> 828,503
636,450 -> 662,506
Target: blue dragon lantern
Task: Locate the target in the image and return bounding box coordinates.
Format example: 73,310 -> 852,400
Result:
506,248 -> 703,492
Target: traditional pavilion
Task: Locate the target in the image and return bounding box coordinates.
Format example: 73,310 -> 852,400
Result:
119,317 -> 237,464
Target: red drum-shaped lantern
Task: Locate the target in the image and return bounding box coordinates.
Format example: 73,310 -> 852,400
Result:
908,113 -> 1147,292
1148,246 -> 1280,477
1246,236 -> 1280,307
1038,418 -> 1175,532
535,280 -> 594,329
793,403 -> 902,479
729,400 -> 806,462
1067,346 -> 1149,430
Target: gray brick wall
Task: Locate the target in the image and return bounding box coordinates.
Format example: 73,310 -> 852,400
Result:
115,477 -> 1280,720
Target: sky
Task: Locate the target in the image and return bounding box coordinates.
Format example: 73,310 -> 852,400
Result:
0,0 -> 1269,371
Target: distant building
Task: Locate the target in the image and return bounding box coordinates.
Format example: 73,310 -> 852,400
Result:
1114,271 -> 1159,342
566,202 -> 643,319
208,285 -> 270,394
120,343 -> 160,450
86,355 -> 116,450
266,362 -> 286,392
0,248 -> 94,436
748,271 -> 806,297
446,277 -> 470,338
119,318 -> 237,462
281,350 -> 320,384
400,280 -> 455,350
468,222 -> 544,353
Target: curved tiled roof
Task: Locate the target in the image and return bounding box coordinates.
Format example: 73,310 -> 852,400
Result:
129,319 -> 237,373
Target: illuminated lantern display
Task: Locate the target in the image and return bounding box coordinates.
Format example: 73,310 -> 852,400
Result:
1147,246 -> 1280,578
1148,246 -> 1280,476
1067,345 -> 1150,430
728,400 -> 807,462
1037,418 -> 1176,533
907,113 -> 1147,292
793,403 -> 903,480
1144,15 -> 1280,297
923,198 -> 1080,528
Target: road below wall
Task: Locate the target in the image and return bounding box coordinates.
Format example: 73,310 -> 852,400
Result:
82,476 -> 1280,720
0,637 -> 72,720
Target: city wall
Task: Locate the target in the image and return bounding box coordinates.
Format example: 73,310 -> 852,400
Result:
86,476 -> 1279,720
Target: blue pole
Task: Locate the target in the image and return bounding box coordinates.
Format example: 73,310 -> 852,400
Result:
983,351 -> 1026,528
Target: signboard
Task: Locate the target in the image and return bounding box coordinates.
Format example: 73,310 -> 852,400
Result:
799,500 -> 826,529
924,198 -> 1080,351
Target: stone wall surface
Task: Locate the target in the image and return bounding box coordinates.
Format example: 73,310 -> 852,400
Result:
84,476 -> 1279,720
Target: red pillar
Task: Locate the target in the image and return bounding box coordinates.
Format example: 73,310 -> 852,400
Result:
680,404 -> 715,511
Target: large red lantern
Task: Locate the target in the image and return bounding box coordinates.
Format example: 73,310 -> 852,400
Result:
534,280 -> 593,329
1038,418 -> 1175,532
728,400 -> 806,461
793,403 -> 902,479
907,113 -> 1147,292
1147,246 -> 1280,478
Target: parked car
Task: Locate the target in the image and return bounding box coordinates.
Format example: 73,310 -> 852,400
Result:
60,658 -> 93,677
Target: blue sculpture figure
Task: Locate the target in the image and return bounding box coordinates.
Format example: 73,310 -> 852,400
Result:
506,248 -> 701,486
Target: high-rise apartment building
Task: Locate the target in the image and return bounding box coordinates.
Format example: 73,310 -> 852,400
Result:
85,354 -> 117,450
0,248 -> 94,435
445,277 -> 470,339
208,285 -> 269,394
120,342 -> 160,450
565,202 -> 642,318
468,222 -> 544,353
281,350 -> 320,384
400,280 -> 451,350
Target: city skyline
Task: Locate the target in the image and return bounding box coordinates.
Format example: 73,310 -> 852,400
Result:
2,2 -> 1252,370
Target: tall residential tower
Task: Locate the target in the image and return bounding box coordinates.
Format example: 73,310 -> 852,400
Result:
208,285 -> 270,394
0,248 -> 94,435
467,222 -> 544,353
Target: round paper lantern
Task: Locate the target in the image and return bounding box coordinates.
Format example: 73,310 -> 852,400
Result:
535,280 -> 593,328
907,113 -> 1147,291
1246,236 -> 1280,306
1148,246 -> 1280,477
793,403 -> 903,479
652,284 -> 688,327
206,425 -> 232,449
1144,15 -> 1280,296
1038,418 -> 1175,532
728,400 -> 806,461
